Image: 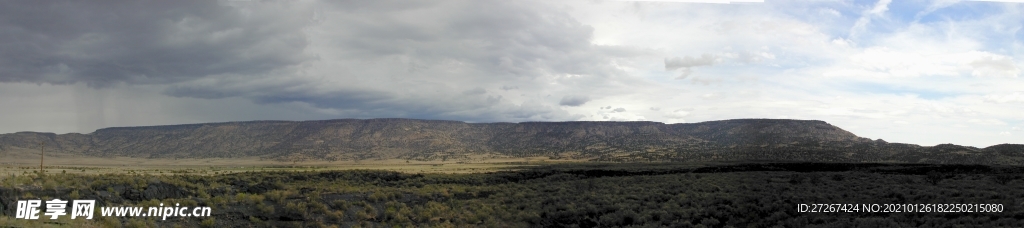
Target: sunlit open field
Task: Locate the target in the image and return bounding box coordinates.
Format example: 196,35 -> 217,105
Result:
0,149 -> 589,177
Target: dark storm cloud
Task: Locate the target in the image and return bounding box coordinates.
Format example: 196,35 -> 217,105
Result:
0,0 -> 314,87
0,0 -> 646,123
165,0 -> 637,122
251,90 -> 395,111
559,95 -> 591,107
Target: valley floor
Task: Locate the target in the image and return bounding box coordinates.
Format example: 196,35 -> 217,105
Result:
0,149 -> 587,176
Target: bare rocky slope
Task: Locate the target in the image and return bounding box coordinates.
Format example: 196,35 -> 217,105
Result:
0,118 -> 1021,164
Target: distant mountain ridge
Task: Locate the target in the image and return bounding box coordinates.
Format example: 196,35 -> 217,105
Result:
1,118 -> 1021,165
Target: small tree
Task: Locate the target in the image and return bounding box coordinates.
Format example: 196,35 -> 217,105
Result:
808,173 -> 823,185
993,173 -> 1016,185
925,171 -> 945,185
788,174 -> 805,184
830,174 -> 846,181
200,218 -> 216,228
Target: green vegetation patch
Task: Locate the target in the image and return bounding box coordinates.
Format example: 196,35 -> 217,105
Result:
1,163 -> 1022,227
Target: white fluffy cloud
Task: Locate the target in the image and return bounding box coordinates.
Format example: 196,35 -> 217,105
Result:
984,93 -> 1024,103
824,48 -> 1019,78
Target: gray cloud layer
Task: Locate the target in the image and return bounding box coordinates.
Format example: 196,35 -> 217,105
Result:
0,0 -> 315,87
559,95 -> 591,106
665,54 -> 717,71
0,0 -> 646,123
665,53 -> 717,79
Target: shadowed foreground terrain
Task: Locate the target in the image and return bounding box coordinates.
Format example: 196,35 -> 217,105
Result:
2,163 -> 1023,227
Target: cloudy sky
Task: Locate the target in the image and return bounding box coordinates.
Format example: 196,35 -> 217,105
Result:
0,0 -> 1021,147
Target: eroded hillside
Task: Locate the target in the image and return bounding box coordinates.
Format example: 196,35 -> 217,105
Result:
0,119 -> 1021,164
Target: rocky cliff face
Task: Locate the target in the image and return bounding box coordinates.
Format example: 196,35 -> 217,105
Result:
0,118 -> 1020,164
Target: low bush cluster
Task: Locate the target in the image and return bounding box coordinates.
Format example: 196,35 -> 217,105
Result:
0,163 -> 1022,227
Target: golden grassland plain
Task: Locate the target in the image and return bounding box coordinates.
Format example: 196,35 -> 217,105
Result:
0,149 -> 593,176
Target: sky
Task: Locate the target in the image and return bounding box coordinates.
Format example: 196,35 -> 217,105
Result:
0,0 -> 1021,147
